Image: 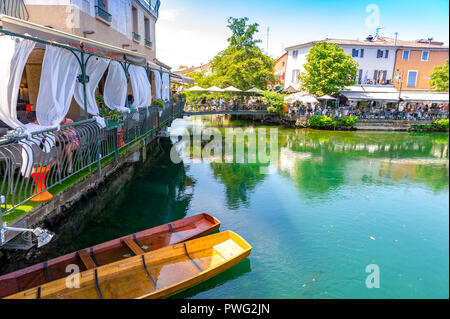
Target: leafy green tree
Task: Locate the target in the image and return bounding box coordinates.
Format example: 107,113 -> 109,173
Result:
299,42 -> 358,96
210,17 -> 275,90
430,60 -> 449,92
261,91 -> 286,115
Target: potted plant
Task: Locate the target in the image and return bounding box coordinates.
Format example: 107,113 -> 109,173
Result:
97,97 -> 123,129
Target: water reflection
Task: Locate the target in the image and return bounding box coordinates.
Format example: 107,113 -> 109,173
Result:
173,116 -> 448,209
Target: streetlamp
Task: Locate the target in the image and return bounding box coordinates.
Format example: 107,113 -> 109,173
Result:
83,30 -> 95,38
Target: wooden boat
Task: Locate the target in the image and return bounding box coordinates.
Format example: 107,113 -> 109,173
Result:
0,213 -> 220,298
5,231 -> 251,299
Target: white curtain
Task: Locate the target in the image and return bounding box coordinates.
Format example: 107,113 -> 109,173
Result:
74,57 -> 110,127
104,61 -> 130,113
129,65 -> 152,108
0,36 -> 35,129
36,45 -> 81,126
162,72 -> 170,101
153,70 -> 162,99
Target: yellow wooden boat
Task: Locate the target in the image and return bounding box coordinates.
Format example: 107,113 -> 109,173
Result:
5,231 -> 251,299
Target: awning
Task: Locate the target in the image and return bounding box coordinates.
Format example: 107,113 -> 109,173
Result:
284,93 -> 318,103
0,14 -> 148,66
184,85 -> 207,91
170,73 -> 194,85
399,92 -> 449,103
341,91 -> 400,102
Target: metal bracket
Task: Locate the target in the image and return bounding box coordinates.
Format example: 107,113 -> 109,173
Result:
1,222 -> 54,248
77,74 -> 90,84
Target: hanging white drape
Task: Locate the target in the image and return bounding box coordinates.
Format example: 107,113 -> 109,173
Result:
74,57 -> 110,128
161,72 -> 170,101
153,70 -> 162,99
0,36 -> 35,129
128,65 -> 152,108
36,45 -> 81,126
104,61 -> 130,113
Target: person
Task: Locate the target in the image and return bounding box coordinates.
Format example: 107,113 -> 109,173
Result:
127,94 -> 135,110
59,117 -> 79,174
228,98 -> 234,109
211,98 -> 217,110
26,111 -> 39,125
219,97 -> 224,108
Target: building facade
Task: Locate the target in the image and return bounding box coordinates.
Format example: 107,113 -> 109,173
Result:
273,52 -> 287,86
393,41 -> 449,91
24,0 -> 160,62
284,36 -> 448,91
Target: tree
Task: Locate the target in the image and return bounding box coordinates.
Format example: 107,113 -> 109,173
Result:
210,17 -> 275,90
299,42 -> 358,96
261,91 -> 286,115
430,60 -> 449,92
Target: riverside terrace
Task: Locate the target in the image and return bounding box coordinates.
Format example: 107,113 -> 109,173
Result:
0,101 -> 184,246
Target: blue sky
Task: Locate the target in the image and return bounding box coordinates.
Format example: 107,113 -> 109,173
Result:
156,0 -> 449,69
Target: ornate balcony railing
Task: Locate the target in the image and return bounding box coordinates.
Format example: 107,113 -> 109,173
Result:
145,38 -> 152,47
136,0 -> 161,18
0,0 -> 29,20
132,31 -> 141,42
95,5 -> 112,23
0,101 -> 185,229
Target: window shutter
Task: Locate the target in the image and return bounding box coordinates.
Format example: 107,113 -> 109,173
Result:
385,50 -> 389,58
360,49 -> 364,58
373,70 -> 378,80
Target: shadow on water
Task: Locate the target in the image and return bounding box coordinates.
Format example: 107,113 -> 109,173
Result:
0,138 -> 193,275
170,258 -> 252,299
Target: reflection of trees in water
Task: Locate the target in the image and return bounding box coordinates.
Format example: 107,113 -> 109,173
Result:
210,162 -> 265,210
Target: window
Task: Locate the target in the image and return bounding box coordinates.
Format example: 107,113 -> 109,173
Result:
144,17 -> 150,39
407,70 -> 418,87
377,49 -> 383,58
97,0 -> 107,10
421,51 -> 429,61
292,50 -> 298,59
282,62 -> 285,67
402,50 -> 410,60
358,69 -> 363,84
292,69 -> 300,83
95,0 -> 111,23
132,6 -> 138,34
360,49 -> 364,58
352,49 -> 359,57
385,50 -> 389,59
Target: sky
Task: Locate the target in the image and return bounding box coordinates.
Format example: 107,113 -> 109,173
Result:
155,0 -> 449,70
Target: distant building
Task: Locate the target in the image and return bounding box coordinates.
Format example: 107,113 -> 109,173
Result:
176,63 -> 212,76
273,53 -> 287,86
284,35 -> 449,91
393,39 -> 449,91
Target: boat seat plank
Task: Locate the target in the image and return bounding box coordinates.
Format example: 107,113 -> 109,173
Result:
78,250 -> 97,270
123,238 -> 145,255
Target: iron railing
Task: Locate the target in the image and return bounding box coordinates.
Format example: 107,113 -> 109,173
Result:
145,38 -> 152,48
95,5 -> 112,23
0,0 -> 29,20
0,101 -> 184,220
132,32 -> 141,42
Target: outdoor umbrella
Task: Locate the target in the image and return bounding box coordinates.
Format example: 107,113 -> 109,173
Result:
184,85 -> 207,91
206,86 -> 224,92
317,95 -> 336,100
284,93 -> 318,104
223,86 -> 242,92
246,87 -> 264,93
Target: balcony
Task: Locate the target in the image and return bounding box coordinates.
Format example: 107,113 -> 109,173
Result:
95,5 -> 112,23
145,38 -> 152,48
132,32 -> 141,42
136,0 -> 161,18
0,0 -> 29,20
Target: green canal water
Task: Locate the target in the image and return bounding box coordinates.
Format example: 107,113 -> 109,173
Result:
25,116 -> 450,298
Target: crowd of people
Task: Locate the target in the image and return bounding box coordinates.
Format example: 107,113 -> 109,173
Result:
287,102 -> 449,120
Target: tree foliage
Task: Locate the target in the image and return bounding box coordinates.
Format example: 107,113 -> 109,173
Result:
261,91 -> 286,115
430,59 -> 449,92
299,42 -> 358,96
209,17 -> 275,91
